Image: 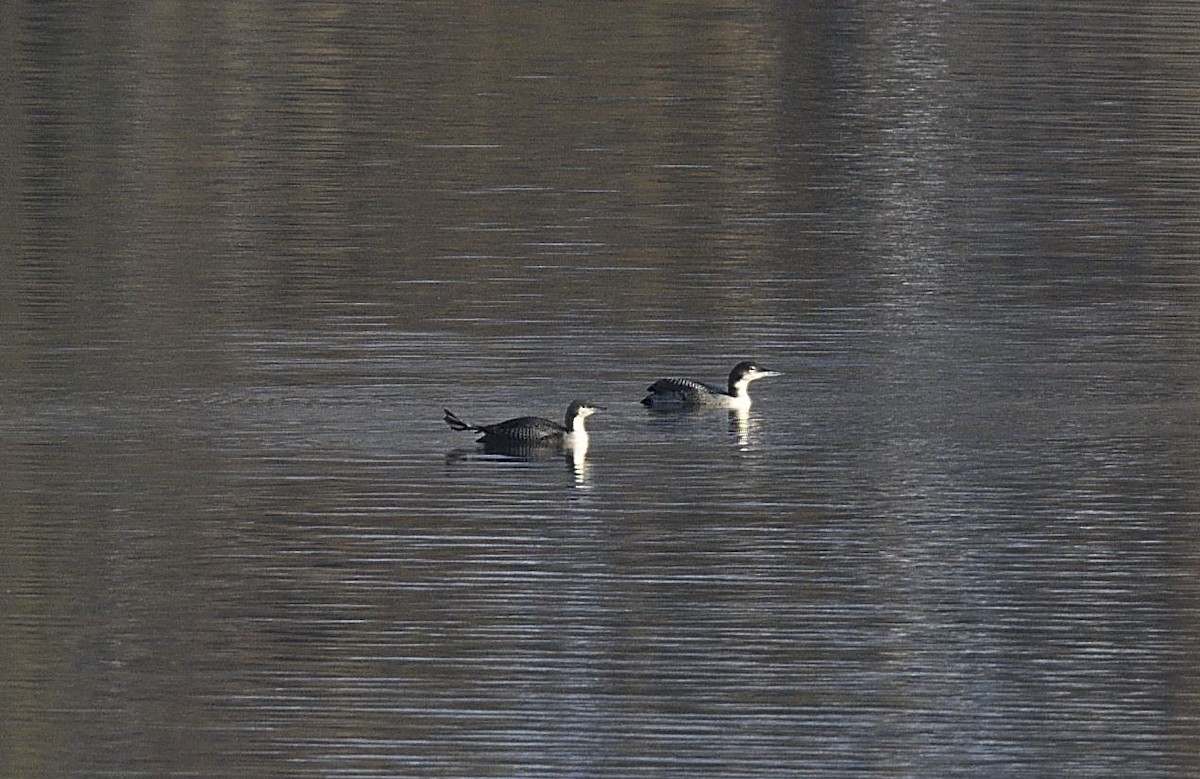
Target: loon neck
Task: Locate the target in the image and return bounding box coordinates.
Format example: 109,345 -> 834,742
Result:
569,413 -> 590,438
725,379 -> 753,410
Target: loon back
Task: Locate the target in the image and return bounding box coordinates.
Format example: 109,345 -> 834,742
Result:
444,410 -> 566,445
640,377 -> 729,409
476,415 -> 567,444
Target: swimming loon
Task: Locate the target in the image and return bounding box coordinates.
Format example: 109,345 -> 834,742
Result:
443,400 -> 601,449
641,361 -> 782,410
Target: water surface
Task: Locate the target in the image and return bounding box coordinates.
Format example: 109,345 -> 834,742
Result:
5,2 -> 1200,776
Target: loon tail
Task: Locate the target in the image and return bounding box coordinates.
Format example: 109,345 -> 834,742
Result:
443,409 -> 482,433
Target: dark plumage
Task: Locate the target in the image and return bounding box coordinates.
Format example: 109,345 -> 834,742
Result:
640,377 -> 725,408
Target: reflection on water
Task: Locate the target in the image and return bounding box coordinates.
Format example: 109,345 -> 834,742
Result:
645,406 -> 766,453
445,443 -> 593,487
6,0 -> 1200,777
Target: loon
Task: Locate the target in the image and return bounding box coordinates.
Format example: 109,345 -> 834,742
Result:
641,361 -> 782,410
443,400 -> 601,450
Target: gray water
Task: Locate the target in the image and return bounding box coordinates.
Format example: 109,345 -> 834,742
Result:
5,2 -> 1200,777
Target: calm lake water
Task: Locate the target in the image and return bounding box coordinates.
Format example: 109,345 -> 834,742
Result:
5,2 -> 1200,777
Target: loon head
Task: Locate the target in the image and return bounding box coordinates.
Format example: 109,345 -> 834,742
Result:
728,361 -> 783,396
565,400 -> 603,426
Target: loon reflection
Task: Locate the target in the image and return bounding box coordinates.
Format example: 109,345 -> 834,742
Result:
641,361 -> 782,410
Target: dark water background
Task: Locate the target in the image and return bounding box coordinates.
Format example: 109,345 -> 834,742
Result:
4,2 -> 1200,776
